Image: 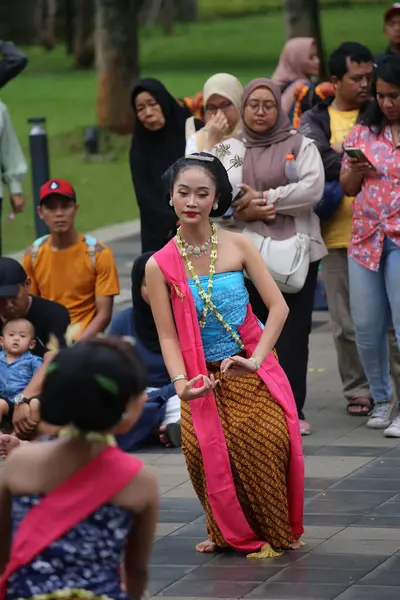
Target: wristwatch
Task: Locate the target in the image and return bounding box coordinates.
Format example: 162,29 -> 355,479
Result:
13,393 -> 28,406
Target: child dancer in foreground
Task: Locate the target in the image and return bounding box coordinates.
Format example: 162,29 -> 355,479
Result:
0,337 -> 158,600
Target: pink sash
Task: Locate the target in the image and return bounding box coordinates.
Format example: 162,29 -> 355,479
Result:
154,240 -> 304,551
0,446 -> 143,600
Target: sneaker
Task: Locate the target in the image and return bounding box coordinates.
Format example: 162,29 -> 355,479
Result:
384,415 -> 400,437
299,419 -> 312,436
367,403 -> 392,429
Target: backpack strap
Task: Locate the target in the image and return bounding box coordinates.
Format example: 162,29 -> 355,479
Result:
31,235 -> 97,269
31,235 -> 49,267
84,235 -> 97,268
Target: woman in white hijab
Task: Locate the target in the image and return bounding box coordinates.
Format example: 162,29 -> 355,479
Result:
185,73 -> 243,154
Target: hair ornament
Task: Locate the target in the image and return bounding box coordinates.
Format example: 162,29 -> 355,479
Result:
65,323 -> 82,347
94,374 -> 119,395
184,154 -> 214,162
46,333 -> 60,353
46,362 -> 58,375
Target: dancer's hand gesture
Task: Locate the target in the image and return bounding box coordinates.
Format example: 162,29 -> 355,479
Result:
220,355 -> 259,377
177,374 -> 219,401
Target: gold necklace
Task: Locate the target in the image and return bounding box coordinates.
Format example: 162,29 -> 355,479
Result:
176,223 -> 244,350
176,222 -> 217,327
179,232 -> 213,258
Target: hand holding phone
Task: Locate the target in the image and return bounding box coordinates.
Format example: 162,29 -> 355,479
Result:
343,146 -> 376,171
222,189 -> 245,219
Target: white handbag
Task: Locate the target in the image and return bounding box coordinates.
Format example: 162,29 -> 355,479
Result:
244,229 -> 311,294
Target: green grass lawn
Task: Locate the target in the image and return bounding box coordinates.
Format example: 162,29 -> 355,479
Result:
0,4 -> 388,254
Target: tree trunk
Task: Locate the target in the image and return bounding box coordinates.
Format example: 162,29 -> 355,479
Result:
176,0 -> 197,22
162,0 -> 175,35
74,0 -> 95,68
42,0 -> 58,50
65,0 -> 75,54
0,0 -> 39,43
283,0 -> 327,79
95,0 -> 139,134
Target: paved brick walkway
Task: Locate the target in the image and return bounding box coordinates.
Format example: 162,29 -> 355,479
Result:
109,233 -> 400,600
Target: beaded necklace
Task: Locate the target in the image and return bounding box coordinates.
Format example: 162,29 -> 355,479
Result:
176,221 -> 218,327
59,426 -> 116,446
176,222 -> 244,350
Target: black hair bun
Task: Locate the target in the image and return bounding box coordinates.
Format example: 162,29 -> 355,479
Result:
40,338 -> 147,432
163,152 -> 233,218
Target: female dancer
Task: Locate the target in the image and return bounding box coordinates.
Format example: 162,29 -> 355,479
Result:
0,337 -> 157,600
146,153 -> 304,556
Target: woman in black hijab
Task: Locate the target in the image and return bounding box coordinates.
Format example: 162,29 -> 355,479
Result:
130,78 -> 202,253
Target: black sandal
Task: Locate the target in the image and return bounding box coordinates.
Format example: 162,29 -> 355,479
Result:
347,398 -> 373,417
166,422 -> 182,447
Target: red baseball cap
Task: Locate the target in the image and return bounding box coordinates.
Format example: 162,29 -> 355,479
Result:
39,179 -> 76,204
384,3 -> 400,21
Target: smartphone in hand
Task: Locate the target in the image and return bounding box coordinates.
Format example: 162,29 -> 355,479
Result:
343,146 -> 376,170
222,188 -> 246,219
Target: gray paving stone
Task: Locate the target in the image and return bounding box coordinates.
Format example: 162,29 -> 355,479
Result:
151,537 -> 216,566
305,477 -> 339,490
268,566 -> 364,585
244,582 -> 350,599
351,514 -> 400,528
336,527 -> 400,541
303,514 -> 359,527
157,578 -> 261,597
334,587 -> 400,600
294,552 -> 386,571
331,478 -> 400,492
357,555 -> 400,586
312,538 -> 400,555
311,446 -> 391,457
304,490 -> 397,514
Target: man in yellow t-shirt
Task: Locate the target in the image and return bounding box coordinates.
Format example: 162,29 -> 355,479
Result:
23,179 -> 120,340
300,42 -> 400,422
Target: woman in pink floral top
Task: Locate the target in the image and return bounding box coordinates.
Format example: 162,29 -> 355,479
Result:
340,55 -> 400,436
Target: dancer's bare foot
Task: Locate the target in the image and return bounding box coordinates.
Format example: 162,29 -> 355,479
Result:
0,434 -> 21,458
290,540 -> 302,550
196,539 -> 217,553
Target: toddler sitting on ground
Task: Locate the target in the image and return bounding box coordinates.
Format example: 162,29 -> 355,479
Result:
0,318 -> 43,427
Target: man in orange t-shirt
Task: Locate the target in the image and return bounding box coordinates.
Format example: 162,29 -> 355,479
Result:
23,179 -> 120,340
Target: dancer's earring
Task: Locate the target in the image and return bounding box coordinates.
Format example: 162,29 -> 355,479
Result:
169,198 -> 174,206
213,202 -> 219,210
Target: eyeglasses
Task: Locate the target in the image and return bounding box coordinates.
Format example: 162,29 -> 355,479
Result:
204,100 -> 234,114
246,102 -> 277,114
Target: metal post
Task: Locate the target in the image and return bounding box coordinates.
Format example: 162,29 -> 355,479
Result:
28,117 -> 50,238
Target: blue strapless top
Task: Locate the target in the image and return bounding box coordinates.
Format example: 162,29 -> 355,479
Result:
188,271 -> 248,362
6,495 -> 132,600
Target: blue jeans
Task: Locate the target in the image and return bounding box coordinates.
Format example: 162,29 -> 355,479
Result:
348,237 -> 400,404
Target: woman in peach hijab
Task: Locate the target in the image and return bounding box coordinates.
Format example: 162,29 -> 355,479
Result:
272,37 -> 321,114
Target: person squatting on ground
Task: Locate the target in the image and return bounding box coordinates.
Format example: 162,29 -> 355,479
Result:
146,153 -> 304,557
